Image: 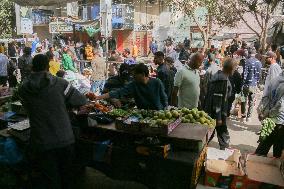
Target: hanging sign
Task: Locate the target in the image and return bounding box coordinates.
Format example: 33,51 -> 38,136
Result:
49,21 -> 73,33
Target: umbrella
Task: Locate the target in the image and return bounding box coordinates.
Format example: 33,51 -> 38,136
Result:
9,0 -> 77,6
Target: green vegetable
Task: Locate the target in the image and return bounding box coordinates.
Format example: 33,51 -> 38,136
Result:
259,118 -> 276,142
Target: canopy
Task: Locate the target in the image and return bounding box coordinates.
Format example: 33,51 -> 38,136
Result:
9,0 -> 77,6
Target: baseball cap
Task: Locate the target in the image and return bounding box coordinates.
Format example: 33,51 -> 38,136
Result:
264,51 -> 277,58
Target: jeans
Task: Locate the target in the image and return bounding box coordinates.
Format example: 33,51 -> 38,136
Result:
29,144 -> 75,189
241,86 -> 256,118
255,124 -> 284,158
91,80 -> 105,95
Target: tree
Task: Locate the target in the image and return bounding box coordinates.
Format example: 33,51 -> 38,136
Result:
167,0 -> 240,49
0,0 -> 15,39
219,0 -> 282,52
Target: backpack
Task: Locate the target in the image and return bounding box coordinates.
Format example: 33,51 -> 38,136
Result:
204,71 -> 230,119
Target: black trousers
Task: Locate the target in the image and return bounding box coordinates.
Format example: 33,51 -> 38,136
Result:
255,124 -> 284,158
0,76 -> 8,86
30,144 -> 75,189
209,118 -> 230,150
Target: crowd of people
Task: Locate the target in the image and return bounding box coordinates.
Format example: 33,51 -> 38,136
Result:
0,35 -> 284,188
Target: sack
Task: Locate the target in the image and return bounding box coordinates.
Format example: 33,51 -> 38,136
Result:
0,137 -> 23,164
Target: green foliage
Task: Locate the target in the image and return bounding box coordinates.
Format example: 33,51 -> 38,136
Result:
0,0 -> 15,39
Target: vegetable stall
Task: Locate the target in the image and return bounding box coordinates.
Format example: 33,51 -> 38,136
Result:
0,91 -> 215,189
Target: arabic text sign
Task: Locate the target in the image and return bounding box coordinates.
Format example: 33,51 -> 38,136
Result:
49,22 -> 73,33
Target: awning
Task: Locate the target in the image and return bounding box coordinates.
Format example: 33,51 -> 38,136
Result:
9,0 -> 77,6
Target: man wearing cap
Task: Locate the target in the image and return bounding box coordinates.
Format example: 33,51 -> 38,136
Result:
241,48 -> 262,122
123,48 -> 135,65
263,51 -> 282,97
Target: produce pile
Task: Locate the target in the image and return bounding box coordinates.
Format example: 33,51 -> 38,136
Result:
258,118 -> 276,142
108,108 -> 215,128
180,108 -> 215,128
79,101 -> 111,114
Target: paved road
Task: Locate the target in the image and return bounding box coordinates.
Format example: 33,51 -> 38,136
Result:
76,93 -> 263,189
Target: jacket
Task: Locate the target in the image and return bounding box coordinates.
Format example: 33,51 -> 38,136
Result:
260,71 -> 284,125
204,70 -> 232,122
85,45 -> 94,61
19,72 -> 87,151
62,53 -> 77,72
18,55 -> 33,80
243,57 -> 261,87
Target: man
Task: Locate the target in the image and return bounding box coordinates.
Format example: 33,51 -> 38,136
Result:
178,44 -> 190,63
85,41 -> 94,61
148,40 -> 158,56
46,46 -> 60,61
33,43 -> 43,56
131,42 -> 138,60
241,48 -> 262,122
96,63 -> 168,110
62,46 -> 78,72
123,48 -> 135,65
263,51 -> 282,97
205,58 -> 235,150
31,37 -> 40,54
0,43 -> 5,54
204,53 -> 219,71
184,37 -> 190,50
200,53 -> 220,109
256,71 -> 284,158
19,54 -> 86,189
0,51 -> 8,86
172,53 -> 203,109
18,47 -> 33,81
49,54 -> 60,76
103,64 -> 133,107
154,51 -> 172,103
90,50 -> 107,95
103,63 -> 132,93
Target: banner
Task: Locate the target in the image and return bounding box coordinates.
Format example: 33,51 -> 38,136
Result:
16,4 -> 33,34
32,9 -> 53,25
67,2 -> 79,17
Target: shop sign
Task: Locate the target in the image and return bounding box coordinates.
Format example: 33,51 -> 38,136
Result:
49,22 -> 73,33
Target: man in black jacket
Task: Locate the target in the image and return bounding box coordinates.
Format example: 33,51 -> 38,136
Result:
205,58 -> 235,150
19,54 -> 87,189
18,47 -> 33,81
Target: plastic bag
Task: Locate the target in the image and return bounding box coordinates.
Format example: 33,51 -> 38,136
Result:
0,137 -> 23,164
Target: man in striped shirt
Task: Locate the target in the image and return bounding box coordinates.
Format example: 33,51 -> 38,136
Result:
241,48 -> 262,122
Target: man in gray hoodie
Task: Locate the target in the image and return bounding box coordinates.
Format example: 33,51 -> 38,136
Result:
19,54 -> 87,189
256,71 -> 284,157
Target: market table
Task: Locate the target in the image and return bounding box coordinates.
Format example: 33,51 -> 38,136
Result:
77,123 -> 214,189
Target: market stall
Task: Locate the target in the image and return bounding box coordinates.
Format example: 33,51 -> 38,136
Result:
73,102 -> 216,189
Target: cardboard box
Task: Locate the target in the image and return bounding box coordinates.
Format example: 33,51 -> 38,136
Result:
204,148 -> 245,189
245,154 -> 284,189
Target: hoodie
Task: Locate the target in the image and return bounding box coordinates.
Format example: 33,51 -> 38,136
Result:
19,72 -> 87,151
261,71 -> 284,125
